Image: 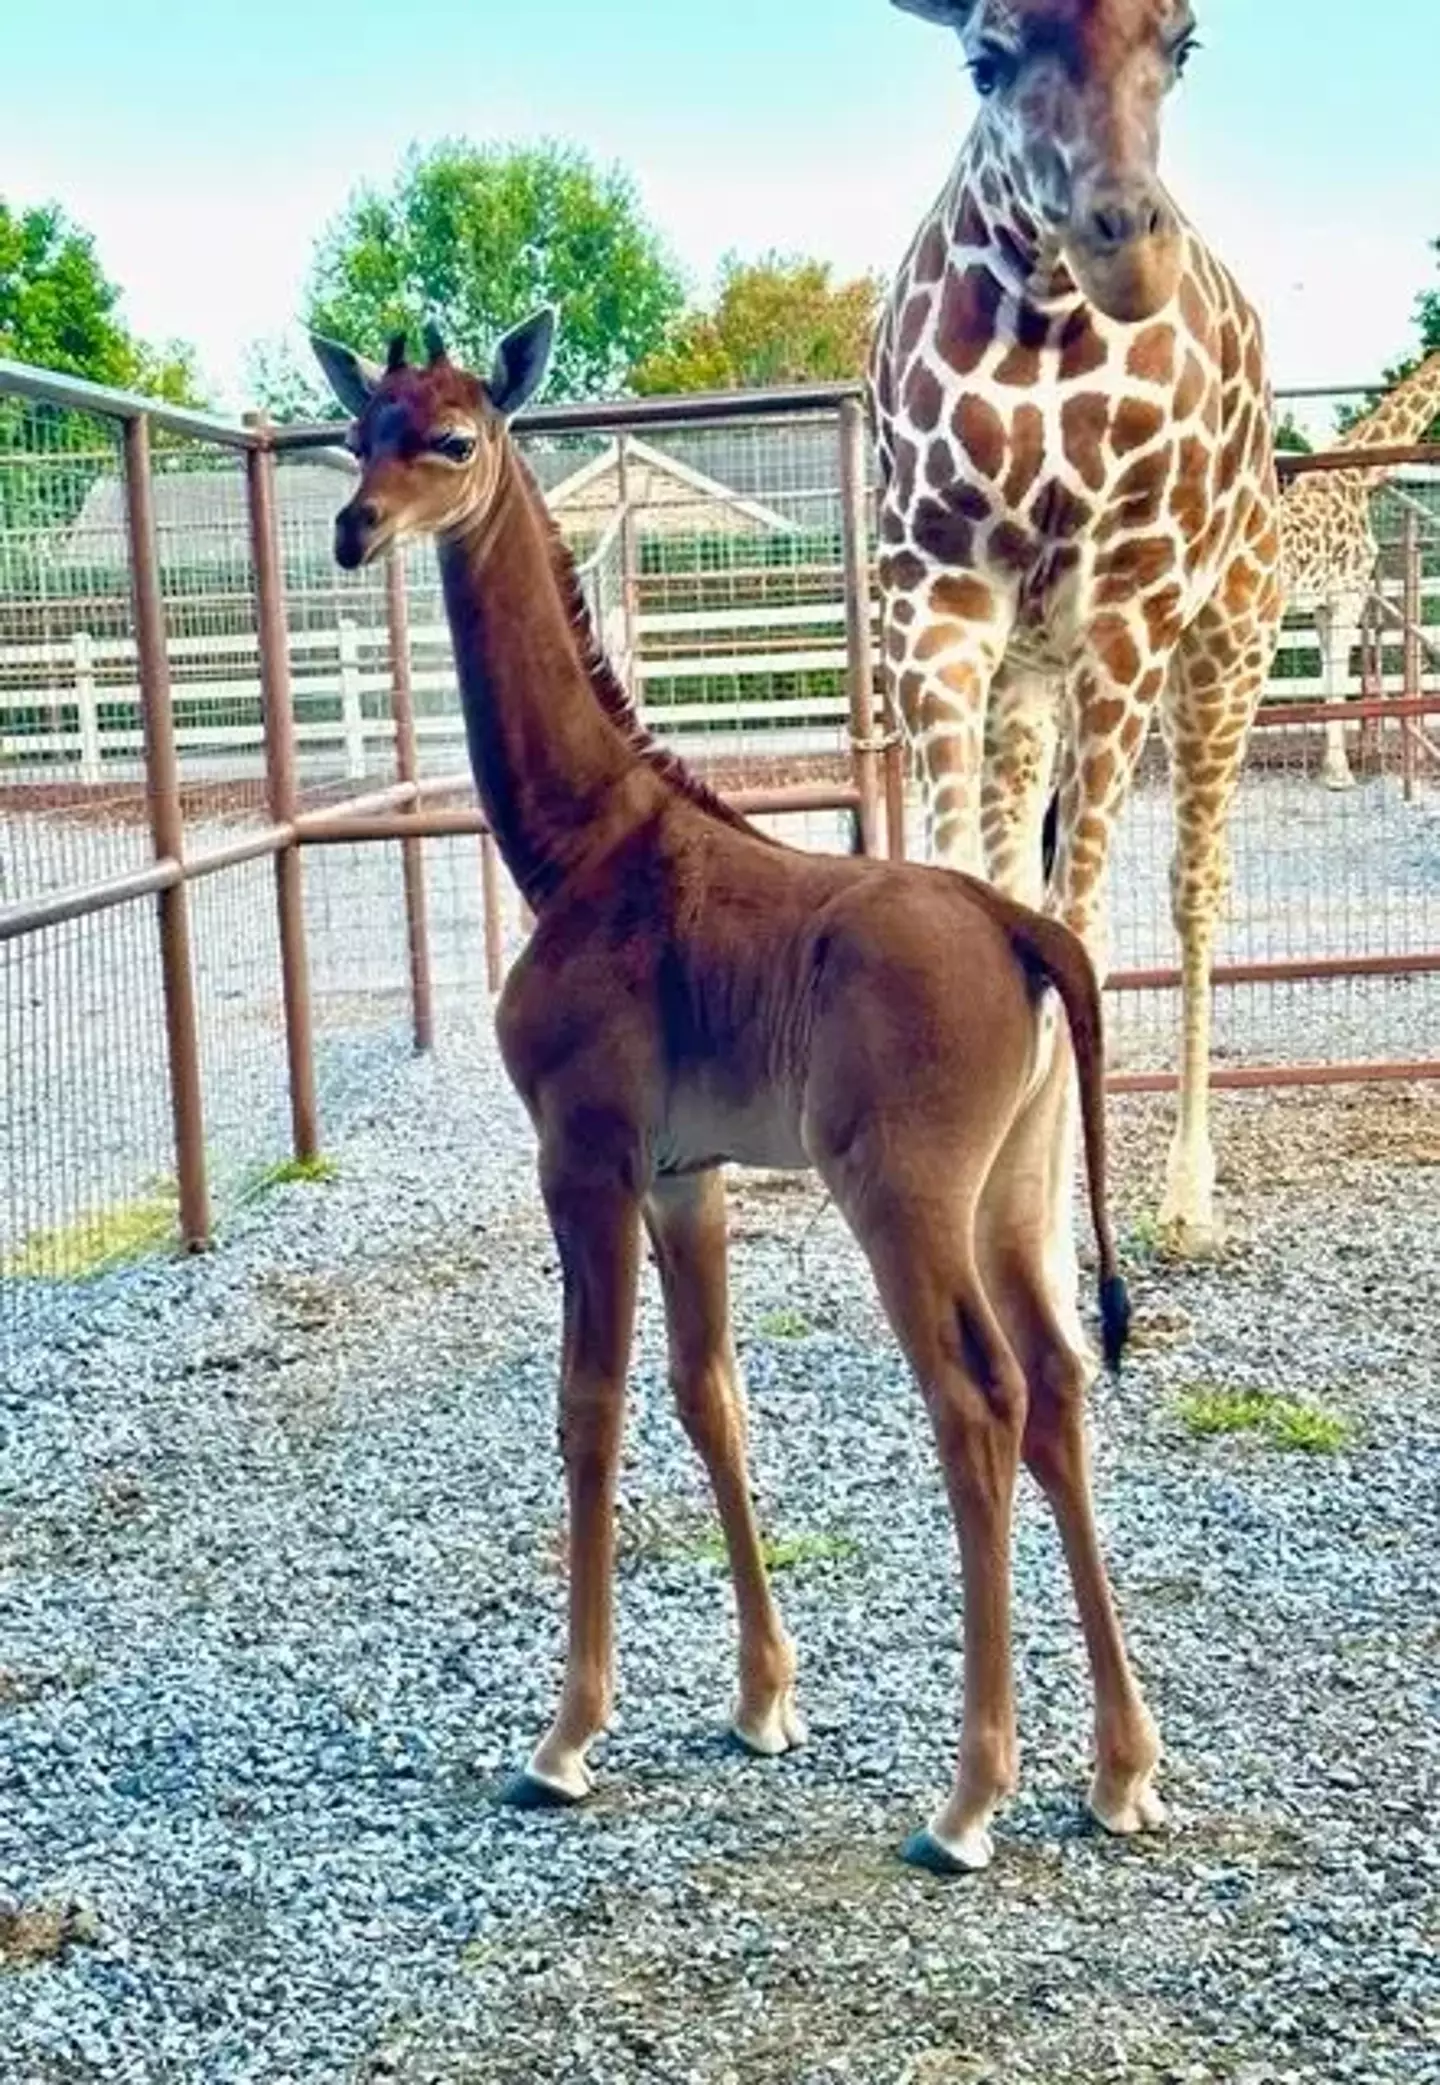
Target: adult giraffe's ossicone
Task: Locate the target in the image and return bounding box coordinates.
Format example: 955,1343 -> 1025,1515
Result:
873,0 -> 1285,1261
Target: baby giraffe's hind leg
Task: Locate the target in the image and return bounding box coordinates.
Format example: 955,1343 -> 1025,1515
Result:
645,1173 -> 804,1759
837,1175 -> 1026,1876
983,1218 -> 1164,1838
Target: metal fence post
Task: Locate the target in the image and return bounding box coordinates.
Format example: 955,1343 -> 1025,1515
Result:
481,832 -> 506,994
245,418 -> 319,1161
1402,510 -> 1421,804
617,431 -> 641,696
838,397 -> 882,856
385,552 -> 435,1051
122,413 -> 211,1252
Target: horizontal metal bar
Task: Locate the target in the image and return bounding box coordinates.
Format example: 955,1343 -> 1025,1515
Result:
292,780 -> 419,831
1250,693 -> 1440,729
0,857 -> 183,941
1110,1060 -> 1440,1095
299,808 -> 488,844
0,357 -> 259,448
272,381 -> 862,452
184,824 -> 296,880
1109,950 -> 1440,993
1278,441 -> 1440,479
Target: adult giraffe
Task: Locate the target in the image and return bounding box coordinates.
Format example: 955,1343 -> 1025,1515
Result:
872,0 -> 1284,1258
1280,350 -> 1440,789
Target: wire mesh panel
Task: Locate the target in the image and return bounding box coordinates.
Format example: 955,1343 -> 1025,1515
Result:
1,900 -> 174,1340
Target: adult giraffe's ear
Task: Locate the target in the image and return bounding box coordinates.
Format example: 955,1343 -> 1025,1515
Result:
890,0 -> 976,26
310,335 -> 385,420
488,307 -> 557,421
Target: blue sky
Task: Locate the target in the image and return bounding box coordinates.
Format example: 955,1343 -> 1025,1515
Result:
7,0 -> 1438,415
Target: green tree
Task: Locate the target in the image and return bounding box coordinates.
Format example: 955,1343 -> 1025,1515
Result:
1273,411 -> 1312,454
254,141 -> 685,419
0,199 -> 206,546
632,254 -> 884,395
0,199 -> 203,402
1336,237 -> 1440,444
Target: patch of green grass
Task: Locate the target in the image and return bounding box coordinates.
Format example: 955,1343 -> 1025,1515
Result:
757,1307 -> 813,1340
242,1154 -> 339,1199
1176,1385 -> 1355,1454
2,1181 -> 178,1280
693,1527 -> 861,1572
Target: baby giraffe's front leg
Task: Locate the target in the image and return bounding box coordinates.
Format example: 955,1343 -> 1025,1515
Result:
646,1173 -> 804,1758
504,1148 -> 641,1809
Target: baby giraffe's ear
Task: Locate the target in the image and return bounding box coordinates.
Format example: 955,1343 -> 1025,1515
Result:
488,307 -> 558,420
310,335 -> 384,419
890,0 -> 976,26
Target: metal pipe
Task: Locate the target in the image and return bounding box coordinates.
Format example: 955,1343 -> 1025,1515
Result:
0,859 -> 182,944
1111,1061 -> 1440,1096
616,431 -> 641,697
0,356 -> 258,447
1278,441 -> 1440,481
246,424 -> 319,1161
185,825 -> 296,880
122,414 -> 211,1253
1108,950 -> 1440,993
1251,693 -> 1440,731
481,832 -> 505,994
293,781 -> 420,829
387,553 -> 435,1052
1402,511 -> 1422,804
839,396 -> 882,857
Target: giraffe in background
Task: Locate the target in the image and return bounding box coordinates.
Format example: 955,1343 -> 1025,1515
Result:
871,0 -> 1284,1277
1279,350 -> 1440,788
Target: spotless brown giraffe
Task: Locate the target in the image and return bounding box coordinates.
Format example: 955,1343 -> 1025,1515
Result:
313,315 -> 1164,1875
872,0 -> 1285,1261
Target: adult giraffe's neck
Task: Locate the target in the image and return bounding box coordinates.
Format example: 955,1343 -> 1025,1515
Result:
1337,347 -> 1440,452
940,130 -> 1077,308
438,446 -> 656,912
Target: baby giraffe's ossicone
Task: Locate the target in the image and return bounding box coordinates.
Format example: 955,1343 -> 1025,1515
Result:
314,313 -> 1163,1875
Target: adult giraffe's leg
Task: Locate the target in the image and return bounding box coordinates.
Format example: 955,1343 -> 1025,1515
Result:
1158,597 -> 1277,1246
644,1173 -> 803,1759
880,546 -> 1012,873
982,664 -> 1061,908
1317,594 -> 1362,791
504,1145 -> 641,1808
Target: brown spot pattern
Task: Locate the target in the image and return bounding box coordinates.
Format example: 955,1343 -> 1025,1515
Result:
931,574 -> 994,621
1003,403 -> 1045,507
954,393 -> 1007,479
937,268 -> 1004,376
1061,393 -> 1110,491
904,362 -> 944,434
1127,324 -> 1175,385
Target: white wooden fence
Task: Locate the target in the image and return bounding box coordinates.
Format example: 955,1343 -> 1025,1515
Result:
2,576 -> 1434,783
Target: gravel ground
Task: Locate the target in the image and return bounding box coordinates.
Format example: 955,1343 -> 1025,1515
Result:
2,1007 -> 1437,2084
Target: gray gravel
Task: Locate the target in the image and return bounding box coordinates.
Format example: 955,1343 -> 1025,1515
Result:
2,1007 -> 1437,2084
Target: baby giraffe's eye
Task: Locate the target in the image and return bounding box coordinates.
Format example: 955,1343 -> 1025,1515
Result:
431,430 -> 476,463
970,44 -> 1018,98
1173,32 -> 1201,74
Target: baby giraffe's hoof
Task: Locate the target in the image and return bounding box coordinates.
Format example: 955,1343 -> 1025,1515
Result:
731,1687 -> 808,1759
901,1824 -> 995,1877
1088,1772 -> 1167,1839
500,1758 -> 594,1811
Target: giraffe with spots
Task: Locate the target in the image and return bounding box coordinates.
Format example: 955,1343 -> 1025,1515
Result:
1279,349 -> 1440,790
871,0 -> 1284,1275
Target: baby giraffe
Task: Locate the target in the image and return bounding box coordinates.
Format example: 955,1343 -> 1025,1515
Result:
313,314 -> 1163,1874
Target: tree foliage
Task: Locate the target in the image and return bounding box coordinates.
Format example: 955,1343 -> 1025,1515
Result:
0,199 -> 203,402
1273,411 -> 1312,454
631,255 -> 884,396
256,142 -> 685,419
1336,237 -> 1440,444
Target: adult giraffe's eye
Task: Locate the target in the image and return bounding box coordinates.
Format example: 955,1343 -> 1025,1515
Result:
970,46 -> 1017,98
431,431 -> 476,463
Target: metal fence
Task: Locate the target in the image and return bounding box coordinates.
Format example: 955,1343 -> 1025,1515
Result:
2,360 -> 1437,1350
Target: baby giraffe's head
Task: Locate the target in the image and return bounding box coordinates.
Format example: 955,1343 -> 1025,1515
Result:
311,309 -> 556,569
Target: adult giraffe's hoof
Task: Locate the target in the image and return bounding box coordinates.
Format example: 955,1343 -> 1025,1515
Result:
1088,1771 -> 1168,1839
901,1824 -> 995,1877
730,1687 -> 808,1759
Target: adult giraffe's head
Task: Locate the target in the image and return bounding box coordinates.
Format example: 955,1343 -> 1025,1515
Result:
893,0 -> 1196,323
311,309 -> 556,569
